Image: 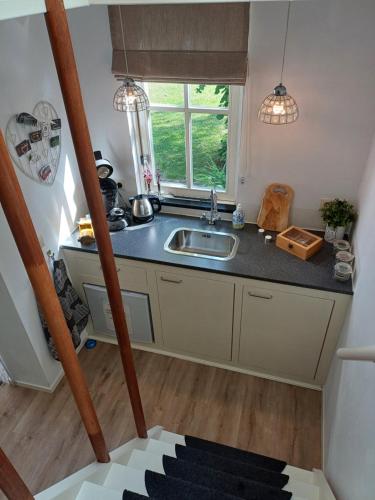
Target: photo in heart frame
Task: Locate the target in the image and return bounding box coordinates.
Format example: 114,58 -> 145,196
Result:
5,101 -> 62,186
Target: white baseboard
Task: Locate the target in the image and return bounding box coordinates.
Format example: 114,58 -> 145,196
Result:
89,333 -> 322,391
15,373 -> 64,393
14,329 -> 88,393
322,385 -> 326,471
313,469 -> 336,499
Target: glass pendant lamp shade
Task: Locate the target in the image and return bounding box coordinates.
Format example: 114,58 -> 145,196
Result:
113,77 -> 150,112
258,84 -> 298,125
258,2 -> 299,125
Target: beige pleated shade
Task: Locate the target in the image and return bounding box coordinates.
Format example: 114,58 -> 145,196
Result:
108,3 -> 250,85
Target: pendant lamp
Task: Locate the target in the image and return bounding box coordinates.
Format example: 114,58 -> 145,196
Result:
258,2 -> 298,125
113,6 -> 149,112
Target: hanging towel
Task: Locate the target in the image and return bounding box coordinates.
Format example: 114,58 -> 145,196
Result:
39,258 -> 89,361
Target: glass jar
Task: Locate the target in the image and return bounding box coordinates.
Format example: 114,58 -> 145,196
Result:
333,239 -> 351,254
336,251 -> 354,265
334,262 -> 352,282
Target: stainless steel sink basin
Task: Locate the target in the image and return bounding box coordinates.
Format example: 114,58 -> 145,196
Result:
164,227 -> 239,261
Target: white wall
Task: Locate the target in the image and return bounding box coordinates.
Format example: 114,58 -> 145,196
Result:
67,6 -> 138,199
0,275 -> 49,387
66,1 -> 375,228
0,13 -> 88,388
238,0 -> 375,227
323,132 -> 375,500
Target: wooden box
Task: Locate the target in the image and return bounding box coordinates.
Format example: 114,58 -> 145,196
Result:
276,226 -> 323,260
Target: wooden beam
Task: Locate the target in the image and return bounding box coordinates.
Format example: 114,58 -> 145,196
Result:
0,131 -> 110,464
0,448 -> 33,500
44,0 -> 147,438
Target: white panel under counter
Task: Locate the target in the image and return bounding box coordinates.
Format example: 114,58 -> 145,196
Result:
62,249 -> 148,294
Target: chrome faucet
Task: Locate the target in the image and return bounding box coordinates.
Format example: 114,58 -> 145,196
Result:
201,188 -> 221,225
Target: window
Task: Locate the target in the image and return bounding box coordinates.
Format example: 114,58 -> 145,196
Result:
137,83 -> 242,201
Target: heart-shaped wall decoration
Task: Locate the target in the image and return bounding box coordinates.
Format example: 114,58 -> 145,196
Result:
5,101 -> 62,186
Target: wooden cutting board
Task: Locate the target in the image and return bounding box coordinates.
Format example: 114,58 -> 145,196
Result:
257,183 -> 294,232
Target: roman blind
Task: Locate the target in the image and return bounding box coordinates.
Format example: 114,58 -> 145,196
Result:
108,3 -> 250,85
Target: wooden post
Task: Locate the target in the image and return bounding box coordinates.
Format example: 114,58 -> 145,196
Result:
0,448 -> 33,500
44,0 -> 147,438
0,131 -> 109,464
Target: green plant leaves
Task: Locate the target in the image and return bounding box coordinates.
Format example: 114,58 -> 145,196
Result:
319,199 -> 356,228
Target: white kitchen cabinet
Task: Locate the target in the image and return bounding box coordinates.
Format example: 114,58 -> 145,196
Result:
239,285 -> 334,381
62,249 -> 350,388
156,270 -> 234,361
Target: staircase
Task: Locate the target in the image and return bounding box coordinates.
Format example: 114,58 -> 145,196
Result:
35,426 -> 335,500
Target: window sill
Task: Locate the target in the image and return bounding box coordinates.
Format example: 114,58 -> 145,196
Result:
160,196 -> 235,214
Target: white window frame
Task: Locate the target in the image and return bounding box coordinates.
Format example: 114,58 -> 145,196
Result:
134,83 -> 242,203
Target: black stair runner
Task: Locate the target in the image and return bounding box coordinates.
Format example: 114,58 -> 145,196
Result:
122,435 -> 292,500
162,455 -> 291,500
184,435 -> 286,473
123,493 -> 148,500
175,445 -> 289,489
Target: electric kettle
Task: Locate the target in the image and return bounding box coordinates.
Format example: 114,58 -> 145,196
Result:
130,194 -> 161,223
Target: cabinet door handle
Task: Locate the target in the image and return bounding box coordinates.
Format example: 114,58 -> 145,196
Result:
161,276 -> 183,284
248,291 -> 273,299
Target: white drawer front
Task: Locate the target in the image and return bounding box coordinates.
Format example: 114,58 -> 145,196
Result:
66,254 -> 148,293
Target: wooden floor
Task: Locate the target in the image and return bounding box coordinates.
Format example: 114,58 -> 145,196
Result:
0,343 -> 321,495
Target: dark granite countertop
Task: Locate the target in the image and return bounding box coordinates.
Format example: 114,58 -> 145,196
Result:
61,213 -> 353,295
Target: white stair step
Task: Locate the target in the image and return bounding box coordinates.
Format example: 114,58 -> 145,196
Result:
157,430 -> 186,446
108,426 -> 163,467
145,438 -> 177,458
103,463 -> 147,496
285,465 -> 315,484
76,481 -> 122,500
285,478 -> 320,500
128,449 -> 165,474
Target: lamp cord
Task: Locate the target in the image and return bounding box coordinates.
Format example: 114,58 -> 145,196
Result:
118,5 -> 130,76
280,1 -> 291,84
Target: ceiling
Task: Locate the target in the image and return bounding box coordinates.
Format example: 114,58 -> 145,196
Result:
0,0 -> 304,22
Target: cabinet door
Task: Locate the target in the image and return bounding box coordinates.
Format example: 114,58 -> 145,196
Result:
239,286 -> 334,380
156,271 -> 234,361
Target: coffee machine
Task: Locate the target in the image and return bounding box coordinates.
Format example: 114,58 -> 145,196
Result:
94,151 -> 127,231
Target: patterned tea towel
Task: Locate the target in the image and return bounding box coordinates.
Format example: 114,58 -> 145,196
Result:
39,259 -> 89,360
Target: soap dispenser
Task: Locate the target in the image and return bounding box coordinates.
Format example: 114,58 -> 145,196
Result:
232,203 -> 245,229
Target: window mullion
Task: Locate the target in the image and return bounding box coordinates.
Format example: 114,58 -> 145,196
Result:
149,105 -> 185,113
184,84 -> 192,189
146,109 -> 156,180
186,107 -> 228,115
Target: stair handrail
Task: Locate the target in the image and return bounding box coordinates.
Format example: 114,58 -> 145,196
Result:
44,0 -> 147,438
0,447 -> 33,500
337,345 -> 375,362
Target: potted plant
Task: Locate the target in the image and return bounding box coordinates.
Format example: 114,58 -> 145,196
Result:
320,198 -> 356,242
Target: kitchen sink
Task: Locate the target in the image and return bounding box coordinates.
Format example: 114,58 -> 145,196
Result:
164,227 -> 239,261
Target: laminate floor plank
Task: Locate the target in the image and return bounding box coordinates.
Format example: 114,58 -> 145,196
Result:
0,343 -> 321,495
